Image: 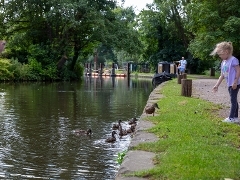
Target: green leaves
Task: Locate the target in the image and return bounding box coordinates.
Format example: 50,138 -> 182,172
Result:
117,150 -> 127,165
0,58 -> 13,80
1,0 -> 144,80
186,0 -> 240,58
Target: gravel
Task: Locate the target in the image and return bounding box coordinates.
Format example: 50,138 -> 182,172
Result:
192,78 -> 230,118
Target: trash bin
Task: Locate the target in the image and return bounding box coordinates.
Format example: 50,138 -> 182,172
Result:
158,62 -> 176,75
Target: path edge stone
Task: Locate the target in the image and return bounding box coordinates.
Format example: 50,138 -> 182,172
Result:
115,83 -> 165,180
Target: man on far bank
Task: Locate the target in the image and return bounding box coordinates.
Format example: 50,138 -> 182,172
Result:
178,57 -> 187,75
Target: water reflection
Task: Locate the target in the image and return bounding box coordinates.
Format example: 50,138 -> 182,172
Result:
0,77 -> 153,179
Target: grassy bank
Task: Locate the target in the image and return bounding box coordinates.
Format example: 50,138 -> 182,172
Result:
132,79 -> 240,179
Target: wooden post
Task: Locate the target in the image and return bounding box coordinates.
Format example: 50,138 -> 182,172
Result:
84,63 -> 88,75
89,63 -> 92,76
182,73 -> 187,79
177,74 -> 183,84
210,68 -> 215,76
99,63 -> 103,76
127,63 -> 130,78
181,79 -> 192,97
111,63 -> 115,76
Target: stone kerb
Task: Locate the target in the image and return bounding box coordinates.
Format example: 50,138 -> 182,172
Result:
115,83 -> 164,180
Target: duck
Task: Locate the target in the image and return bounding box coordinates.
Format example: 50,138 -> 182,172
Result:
145,103 -> 159,116
119,124 -> 128,136
73,128 -> 92,135
130,123 -> 137,129
126,125 -> 135,133
105,131 -> 117,143
128,117 -> 137,125
112,120 -> 122,130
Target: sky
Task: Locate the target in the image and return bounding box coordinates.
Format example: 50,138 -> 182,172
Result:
117,0 -> 153,13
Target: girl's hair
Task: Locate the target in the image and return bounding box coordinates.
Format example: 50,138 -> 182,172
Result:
210,41 -> 233,56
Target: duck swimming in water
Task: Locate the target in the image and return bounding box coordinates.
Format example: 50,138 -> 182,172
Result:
112,120 -> 122,130
128,117 -> 137,125
105,131 -> 117,143
72,128 -> 92,135
119,123 -> 128,137
126,125 -> 135,133
145,103 -> 159,116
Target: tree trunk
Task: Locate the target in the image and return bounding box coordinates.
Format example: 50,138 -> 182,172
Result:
57,55 -> 68,70
71,42 -> 80,71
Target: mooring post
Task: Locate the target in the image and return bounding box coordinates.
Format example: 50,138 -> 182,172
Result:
177,74 -> 183,84
181,79 -> 192,97
89,63 -> 92,76
99,63 -> 103,76
111,63 -> 115,76
127,63 -> 131,78
177,73 -> 187,84
210,68 -> 215,76
182,73 -> 187,79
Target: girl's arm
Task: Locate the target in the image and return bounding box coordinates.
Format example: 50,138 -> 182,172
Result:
232,65 -> 240,89
213,73 -> 224,92
214,74 -> 224,87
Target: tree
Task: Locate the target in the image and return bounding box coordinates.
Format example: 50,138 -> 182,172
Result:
136,5 -> 186,72
0,0 -> 142,80
187,0 -> 240,60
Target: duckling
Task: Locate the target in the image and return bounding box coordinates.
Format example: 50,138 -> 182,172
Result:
73,128 -> 92,135
128,117 -> 137,125
112,120 -> 122,130
105,131 -> 117,143
145,103 -> 159,116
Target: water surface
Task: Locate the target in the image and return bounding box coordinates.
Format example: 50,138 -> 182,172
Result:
0,76 -> 153,179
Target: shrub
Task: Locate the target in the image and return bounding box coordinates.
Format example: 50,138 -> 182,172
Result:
0,58 -> 13,80
9,58 -> 31,81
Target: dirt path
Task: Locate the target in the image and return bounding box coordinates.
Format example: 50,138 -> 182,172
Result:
115,77 -> 234,180
192,78 -> 230,118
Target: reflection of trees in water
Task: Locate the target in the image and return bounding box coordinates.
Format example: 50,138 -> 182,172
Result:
0,79 -> 152,179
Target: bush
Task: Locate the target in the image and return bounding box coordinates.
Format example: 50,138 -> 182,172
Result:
28,57 -> 43,80
0,58 -> 13,80
41,63 -> 58,81
9,58 -> 31,81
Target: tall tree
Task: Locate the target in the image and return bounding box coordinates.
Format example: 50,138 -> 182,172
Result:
186,0 -> 240,60
137,5 -> 186,71
0,0 -> 142,80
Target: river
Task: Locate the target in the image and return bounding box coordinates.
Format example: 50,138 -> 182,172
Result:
0,76 -> 153,179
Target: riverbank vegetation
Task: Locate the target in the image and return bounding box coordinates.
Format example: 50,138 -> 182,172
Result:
0,0 -> 240,81
132,79 -> 240,179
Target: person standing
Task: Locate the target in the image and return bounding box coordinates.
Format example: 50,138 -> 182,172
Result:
211,41 -> 240,123
178,57 -> 187,75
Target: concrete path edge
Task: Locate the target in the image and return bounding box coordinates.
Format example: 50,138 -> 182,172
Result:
115,83 -> 165,180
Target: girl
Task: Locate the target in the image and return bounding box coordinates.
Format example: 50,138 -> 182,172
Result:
211,41 -> 240,123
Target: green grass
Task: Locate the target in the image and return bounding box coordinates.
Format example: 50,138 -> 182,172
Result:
132,79 -> 240,180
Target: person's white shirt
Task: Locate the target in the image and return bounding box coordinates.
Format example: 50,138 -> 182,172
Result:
179,58 -> 187,68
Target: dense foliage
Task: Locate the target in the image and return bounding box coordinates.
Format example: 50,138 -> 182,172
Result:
0,0 -> 240,80
137,0 -> 240,73
0,0 -> 141,81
